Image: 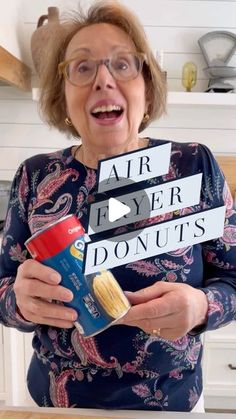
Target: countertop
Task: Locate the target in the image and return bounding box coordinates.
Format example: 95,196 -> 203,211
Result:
0,407 -> 235,419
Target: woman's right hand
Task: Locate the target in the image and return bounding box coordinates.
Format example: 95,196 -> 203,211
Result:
13,259 -> 78,328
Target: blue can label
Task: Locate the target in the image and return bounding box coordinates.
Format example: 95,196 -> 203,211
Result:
43,235 -> 130,337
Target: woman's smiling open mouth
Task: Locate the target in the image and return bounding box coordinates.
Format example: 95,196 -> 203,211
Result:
91,104 -> 124,123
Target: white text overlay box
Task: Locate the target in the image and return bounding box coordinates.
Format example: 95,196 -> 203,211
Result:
84,206 -> 226,274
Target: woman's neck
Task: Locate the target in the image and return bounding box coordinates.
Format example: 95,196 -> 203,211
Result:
74,138 -> 149,169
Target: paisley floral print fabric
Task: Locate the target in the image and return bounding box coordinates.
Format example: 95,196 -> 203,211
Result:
0,139 -> 235,411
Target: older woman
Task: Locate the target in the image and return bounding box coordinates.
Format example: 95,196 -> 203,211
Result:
0,0 -> 235,413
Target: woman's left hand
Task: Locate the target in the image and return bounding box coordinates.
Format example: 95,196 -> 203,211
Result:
117,282 -> 208,340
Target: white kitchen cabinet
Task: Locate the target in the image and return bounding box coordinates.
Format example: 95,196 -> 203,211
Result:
0,326 -> 12,406
203,322 -> 236,411
2,328 -> 34,407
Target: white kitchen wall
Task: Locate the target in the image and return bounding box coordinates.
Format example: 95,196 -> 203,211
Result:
20,0 -> 236,92
0,0 -> 236,181
0,0 -> 24,60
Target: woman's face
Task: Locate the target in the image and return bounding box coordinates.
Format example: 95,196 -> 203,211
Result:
64,23 -> 147,153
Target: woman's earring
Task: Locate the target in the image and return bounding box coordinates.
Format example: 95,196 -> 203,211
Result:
142,113 -> 150,123
65,117 -> 73,126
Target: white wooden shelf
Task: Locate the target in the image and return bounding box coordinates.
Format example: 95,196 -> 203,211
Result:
168,91 -> 236,106
31,88 -> 236,106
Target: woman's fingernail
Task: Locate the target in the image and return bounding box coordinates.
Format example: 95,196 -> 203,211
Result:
124,291 -> 133,296
65,311 -> 77,321
50,273 -> 61,283
63,290 -> 73,301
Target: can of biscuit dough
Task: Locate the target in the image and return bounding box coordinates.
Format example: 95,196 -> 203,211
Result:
25,214 -> 130,337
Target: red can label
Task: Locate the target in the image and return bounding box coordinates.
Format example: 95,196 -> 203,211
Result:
25,214 -> 130,337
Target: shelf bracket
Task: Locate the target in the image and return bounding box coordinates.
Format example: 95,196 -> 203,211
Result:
0,45 -> 31,91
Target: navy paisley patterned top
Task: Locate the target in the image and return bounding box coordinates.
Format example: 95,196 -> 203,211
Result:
0,139 -> 235,411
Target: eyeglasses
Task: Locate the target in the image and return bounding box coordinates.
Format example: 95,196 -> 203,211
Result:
58,51 -> 147,87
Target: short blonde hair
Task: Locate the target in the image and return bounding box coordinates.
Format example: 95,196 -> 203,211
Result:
39,0 -> 167,138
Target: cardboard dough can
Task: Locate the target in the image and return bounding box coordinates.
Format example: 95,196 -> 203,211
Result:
25,214 -> 130,337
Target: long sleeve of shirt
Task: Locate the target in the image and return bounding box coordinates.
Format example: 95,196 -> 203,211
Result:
198,146 -> 236,330
179,143 -> 236,335
0,162 -> 36,332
